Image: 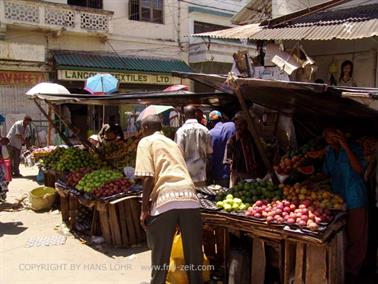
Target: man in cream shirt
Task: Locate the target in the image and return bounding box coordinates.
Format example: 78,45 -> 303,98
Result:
135,115 -> 203,284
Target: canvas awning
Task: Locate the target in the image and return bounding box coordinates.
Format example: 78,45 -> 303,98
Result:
172,72 -> 378,119
28,90 -> 237,107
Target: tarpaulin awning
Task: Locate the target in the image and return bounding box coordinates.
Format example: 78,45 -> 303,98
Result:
28,90 -> 237,107
192,24 -> 261,40
172,72 -> 378,120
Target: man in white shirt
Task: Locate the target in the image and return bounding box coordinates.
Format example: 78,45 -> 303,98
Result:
175,106 -> 212,186
6,115 -> 32,177
169,108 -> 181,128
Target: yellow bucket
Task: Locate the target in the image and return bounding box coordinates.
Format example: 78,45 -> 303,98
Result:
29,187 -> 57,211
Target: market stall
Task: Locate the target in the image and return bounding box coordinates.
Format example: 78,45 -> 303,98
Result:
172,72 -> 378,284
28,90 -> 237,248
28,80 -> 378,282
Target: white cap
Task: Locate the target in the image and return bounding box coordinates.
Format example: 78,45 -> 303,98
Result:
89,134 -> 99,141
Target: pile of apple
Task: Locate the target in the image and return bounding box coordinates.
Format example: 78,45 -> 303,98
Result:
92,178 -> 132,198
245,199 -> 332,231
274,155 -> 304,175
281,183 -> 345,210
66,168 -> 93,187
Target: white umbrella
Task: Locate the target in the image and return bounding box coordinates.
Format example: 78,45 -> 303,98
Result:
26,83 -> 70,95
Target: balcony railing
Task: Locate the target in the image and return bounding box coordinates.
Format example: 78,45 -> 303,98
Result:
0,0 -> 113,34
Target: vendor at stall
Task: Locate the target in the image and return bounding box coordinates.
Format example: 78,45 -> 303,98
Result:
360,136 -> 378,271
323,128 -> 368,277
99,125 -> 122,145
99,116 -> 124,141
224,111 -> 264,187
88,134 -> 100,148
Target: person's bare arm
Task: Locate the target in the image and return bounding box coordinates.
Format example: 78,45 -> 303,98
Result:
140,176 -> 154,231
338,135 -> 363,174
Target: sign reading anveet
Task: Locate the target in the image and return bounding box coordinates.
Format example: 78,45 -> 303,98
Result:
0,71 -> 47,85
58,70 -> 181,85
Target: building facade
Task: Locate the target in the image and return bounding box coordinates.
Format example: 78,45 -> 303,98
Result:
0,0 -> 251,134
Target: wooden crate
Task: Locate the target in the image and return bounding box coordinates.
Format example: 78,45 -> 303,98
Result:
55,184 -> 70,224
96,196 -> 146,248
55,183 -> 145,248
201,212 -> 345,284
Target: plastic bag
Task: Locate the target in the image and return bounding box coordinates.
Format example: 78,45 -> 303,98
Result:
166,232 -> 210,284
36,168 -> 44,184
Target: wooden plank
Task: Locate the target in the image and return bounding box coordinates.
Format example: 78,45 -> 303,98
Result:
117,202 -> 129,246
124,199 -> 137,245
99,207 -> 112,244
90,209 -> 100,235
294,243 -> 304,284
251,238 -> 266,284
305,244 -> 328,284
129,198 -> 145,243
215,227 -> 225,267
60,196 -> 69,223
68,194 -> 78,229
335,231 -> 344,284
110,195 -> 140,205
328,236 -> 338,284
108,204 -> 123,247
202,226 -> 216,264
284,241 -> 295,284
223,228 -> 230,283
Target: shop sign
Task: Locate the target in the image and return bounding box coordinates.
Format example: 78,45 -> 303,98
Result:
58,70 -> 181,85
0,71 -> 47,85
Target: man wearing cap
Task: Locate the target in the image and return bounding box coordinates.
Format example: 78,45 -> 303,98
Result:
7,115 -> 32,177
224,111 -> 265,186
175,105 -> 212,186
208,111 -> 235,187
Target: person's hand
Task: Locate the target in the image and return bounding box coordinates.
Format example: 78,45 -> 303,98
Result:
140,210 -> 149,231
335,132 -> 348,149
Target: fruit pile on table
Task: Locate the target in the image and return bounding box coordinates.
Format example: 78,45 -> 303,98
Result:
42,147 -> 100,172
76,169 -> 123,193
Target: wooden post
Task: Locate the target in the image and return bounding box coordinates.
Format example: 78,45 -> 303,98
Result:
234,85 -> 279,184
47,105 -> 52,145
33,99 -> 72,146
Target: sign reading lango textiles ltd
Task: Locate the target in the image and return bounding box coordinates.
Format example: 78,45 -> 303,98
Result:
58,70 -> 181,85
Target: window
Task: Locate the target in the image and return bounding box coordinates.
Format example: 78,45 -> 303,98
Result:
129,0 -> 164,24
68,0 -> 103,9
194,21 -> 229,34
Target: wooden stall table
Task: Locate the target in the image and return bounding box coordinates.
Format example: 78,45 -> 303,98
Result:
201,211 -> 345,284
55,182 -> 145,248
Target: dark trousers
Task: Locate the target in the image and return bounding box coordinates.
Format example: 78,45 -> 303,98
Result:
8,146 -> 21,176
147,208 -> 203,284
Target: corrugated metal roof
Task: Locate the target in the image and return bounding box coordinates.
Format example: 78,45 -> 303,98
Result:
196,0 -> 378,41
231,0 -> 272,25
250,18 -> 378,40
251,0 -> 378,40
54,52 -> 192,73
285,2 -> 378,27
192,23 -> 261,39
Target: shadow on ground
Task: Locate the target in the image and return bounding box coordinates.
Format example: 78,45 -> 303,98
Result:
0,221 -> 28,236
